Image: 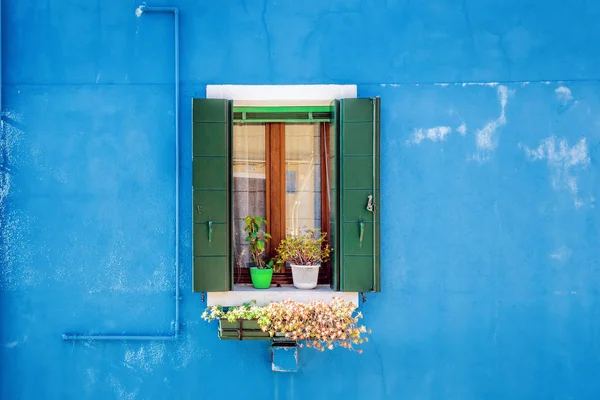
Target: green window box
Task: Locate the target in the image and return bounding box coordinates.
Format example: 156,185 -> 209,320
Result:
218,319 -> 271,341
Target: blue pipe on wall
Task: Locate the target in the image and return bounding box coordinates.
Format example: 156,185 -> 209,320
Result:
0,0 -> 4,172
62,4 -> 181,341
62,334 -> 177,341
1,0 -> 3,125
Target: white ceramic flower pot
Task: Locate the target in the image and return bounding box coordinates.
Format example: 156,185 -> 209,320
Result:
290,263 -> 320,289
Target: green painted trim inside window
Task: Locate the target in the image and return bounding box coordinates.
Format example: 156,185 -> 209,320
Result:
233,106 -> 333,123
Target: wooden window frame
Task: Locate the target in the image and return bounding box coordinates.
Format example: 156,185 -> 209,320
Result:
234,122 -> 331,285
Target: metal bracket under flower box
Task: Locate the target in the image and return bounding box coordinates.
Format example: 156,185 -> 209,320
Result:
271,341 -> 298,372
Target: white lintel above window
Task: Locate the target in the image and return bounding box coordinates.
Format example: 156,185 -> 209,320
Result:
206,84 -> 357,106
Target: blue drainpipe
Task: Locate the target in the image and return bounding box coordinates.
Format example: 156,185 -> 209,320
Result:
62,4 -> 181,341
1,0 -> 3,127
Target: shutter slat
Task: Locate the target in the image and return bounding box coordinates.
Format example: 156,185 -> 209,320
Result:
192,99 -> 232,292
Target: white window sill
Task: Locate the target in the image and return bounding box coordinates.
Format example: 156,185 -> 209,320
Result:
207,284 -> 359,307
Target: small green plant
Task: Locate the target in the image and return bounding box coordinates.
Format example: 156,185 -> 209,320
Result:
243,216 -> 273,269
202,301 -> 265,322
274,229 -> 332,267
201,298 -> 370,352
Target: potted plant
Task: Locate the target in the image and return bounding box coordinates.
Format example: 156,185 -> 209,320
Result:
274,229 -> 332,290
202,298 -> 371,352
244,216 -> 274,289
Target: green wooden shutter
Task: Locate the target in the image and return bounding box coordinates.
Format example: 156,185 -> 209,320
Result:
335,97 -> 381,292
192,99 -> 232,292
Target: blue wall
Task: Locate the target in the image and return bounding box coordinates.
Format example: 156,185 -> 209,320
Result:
2,1 -> 600,399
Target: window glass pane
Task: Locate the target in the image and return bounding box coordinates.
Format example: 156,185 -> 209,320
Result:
233,124 -> 266,269
285,123 -> 321,233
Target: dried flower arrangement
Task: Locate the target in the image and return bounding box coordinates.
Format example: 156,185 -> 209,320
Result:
202,298 -> 370,352
274,229 -> 332,267
274,229 -> 332,289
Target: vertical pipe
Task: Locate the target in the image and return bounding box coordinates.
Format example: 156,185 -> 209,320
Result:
1,0 -> 3,125
62,4 -> 181,341
173,8 -> 180,336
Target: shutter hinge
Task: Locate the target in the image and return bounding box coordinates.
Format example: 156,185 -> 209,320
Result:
201,292 -> 206,302
361,292 -> 367,303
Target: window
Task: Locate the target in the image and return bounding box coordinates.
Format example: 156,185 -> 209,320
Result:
192,91 -> 380,293
232,121 -> 331,285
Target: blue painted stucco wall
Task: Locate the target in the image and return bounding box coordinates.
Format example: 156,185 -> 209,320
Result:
1,1 -> 600,399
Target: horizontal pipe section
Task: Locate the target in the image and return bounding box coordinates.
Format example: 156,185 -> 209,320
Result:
142,6 -> 179,13
62,334 -> 177,341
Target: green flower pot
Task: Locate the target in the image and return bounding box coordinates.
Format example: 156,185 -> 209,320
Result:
250,267 -> 273,289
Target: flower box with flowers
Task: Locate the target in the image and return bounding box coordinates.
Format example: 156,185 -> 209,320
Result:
202,298 -> 371,352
